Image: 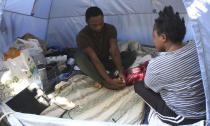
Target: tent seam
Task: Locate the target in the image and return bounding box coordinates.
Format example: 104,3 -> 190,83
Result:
45,0 -> 54,41
3,10 -> 48,19
48,12 -> 187,19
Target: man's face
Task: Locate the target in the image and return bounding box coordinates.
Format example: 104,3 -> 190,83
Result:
87,15 -> 104,32
153,26 -> 166,52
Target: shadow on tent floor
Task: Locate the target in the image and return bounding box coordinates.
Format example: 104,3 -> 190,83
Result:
6,88 -> 48,115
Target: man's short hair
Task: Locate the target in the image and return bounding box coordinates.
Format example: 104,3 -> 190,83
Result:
155,6 -> 186,43
85,6 -> 104,22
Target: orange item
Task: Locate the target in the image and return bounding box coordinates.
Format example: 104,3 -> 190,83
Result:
4,48 -> 21,61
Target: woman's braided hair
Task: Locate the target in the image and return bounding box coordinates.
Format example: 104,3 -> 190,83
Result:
155,6 -> 186,43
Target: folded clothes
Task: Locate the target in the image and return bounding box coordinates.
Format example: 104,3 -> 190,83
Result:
111,61 -> 149,86
125,61 -> 149,86
4,48 -> 21,61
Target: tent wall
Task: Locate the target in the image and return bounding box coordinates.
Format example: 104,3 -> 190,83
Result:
0,11 -> 48,54
0,0 -> 209,126
0,0 -> 5,58
5,112 -> 141,126
46,0 -> 194,48
33,0 -> 51,19
4,0 -> 35,15
152,0 -> 187,13
0,0 -> 5,22
4,0 -> 52,18
0,0 -> 50,55
47,16 -> 85,48
2,11 -> 47,39
49,0 -> 89,18
183,1 -> 210,125
0,0 -> 194,51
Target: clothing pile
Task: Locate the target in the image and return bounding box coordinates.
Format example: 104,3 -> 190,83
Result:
117,40 -> 157,86
125,61 -> 149,86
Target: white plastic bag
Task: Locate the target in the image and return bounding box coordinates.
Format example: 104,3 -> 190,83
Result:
0,49 -> 36,102
12,38 -> 46,65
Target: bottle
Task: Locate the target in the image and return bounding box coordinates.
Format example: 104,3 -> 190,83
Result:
33,68 -> 43,89
37,64 -> 48,90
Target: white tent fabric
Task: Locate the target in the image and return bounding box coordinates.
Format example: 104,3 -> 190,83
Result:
33,0 -> 51,19
46,0 -> 194,48
0,11 -> 48,54
1,106 -> 142,126
0,0 -> 194,50
183,0 -> 210,125
0,0 -> 210,126
4,0 -> 35,15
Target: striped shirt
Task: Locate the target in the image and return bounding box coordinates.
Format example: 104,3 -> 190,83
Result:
144,41 -> 206,119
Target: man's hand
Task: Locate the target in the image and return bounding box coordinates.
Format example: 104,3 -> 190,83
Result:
118,72 -> 126,83
103,78 -> 126,90
109,38 -> 126,85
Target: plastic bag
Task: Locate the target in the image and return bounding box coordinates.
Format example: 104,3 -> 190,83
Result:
0,49 -> 36,101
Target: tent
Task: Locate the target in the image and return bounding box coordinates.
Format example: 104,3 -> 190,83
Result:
0,0 -> 209,125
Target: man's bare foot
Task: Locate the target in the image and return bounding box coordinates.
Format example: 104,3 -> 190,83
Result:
94,82 -> 102,88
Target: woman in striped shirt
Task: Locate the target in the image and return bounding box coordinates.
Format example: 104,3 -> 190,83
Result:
134,6 -> 206,125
